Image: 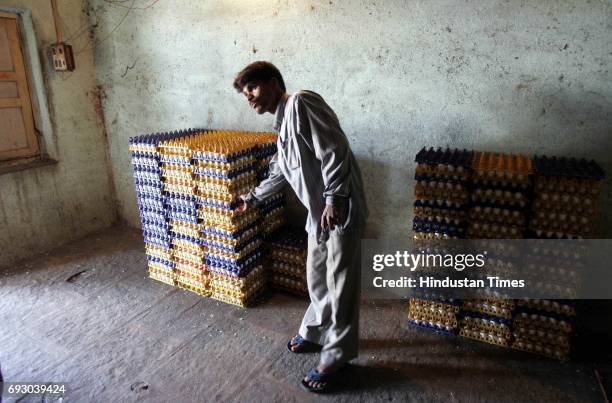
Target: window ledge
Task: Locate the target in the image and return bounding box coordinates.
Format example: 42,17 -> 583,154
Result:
0,155 -> 58,176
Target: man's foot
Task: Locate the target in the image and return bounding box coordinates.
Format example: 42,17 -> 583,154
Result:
287,335 -> 321,353
300,363 -> 346,393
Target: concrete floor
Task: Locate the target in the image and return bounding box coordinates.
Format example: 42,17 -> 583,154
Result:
0,227 -> 610,402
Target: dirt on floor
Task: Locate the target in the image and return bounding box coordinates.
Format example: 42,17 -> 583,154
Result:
0,226 -> 610,402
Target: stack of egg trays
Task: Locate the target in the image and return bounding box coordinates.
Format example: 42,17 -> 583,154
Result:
407,297 -> 461,334
192,132 -> 268,306
129,129 -> 199,285
159,136 -> 209,296
468,152 -> 532,239
459,293 -> 515,348
413,147 -> 472,240
511,302 -> 573,360
253,132 -> 278,181
260,193 -> 286,239
267,226 -> 308,297
529,156 -> 605,239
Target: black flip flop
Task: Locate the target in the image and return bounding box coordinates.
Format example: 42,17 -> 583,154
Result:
300,365 -> 347,393
286,334 -> 321,353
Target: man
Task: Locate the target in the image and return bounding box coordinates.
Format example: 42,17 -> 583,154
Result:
234,61 -> 368,393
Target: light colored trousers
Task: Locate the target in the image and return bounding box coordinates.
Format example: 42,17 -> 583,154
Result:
298,231 -> 362,366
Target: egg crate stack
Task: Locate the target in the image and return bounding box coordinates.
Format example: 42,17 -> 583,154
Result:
412,147 -> 473,240
267,226 -> 308,297
252,132 -> 278,181
468,152 -> 532,239
159,136 -> 209,295
529,156 -> 605,239
260,193 -> 286,239
407,298 -> 461,334
459,296 -> 515,347
192,131 -> 274,307
129,129 -> 199,286
511,308 -> 573,360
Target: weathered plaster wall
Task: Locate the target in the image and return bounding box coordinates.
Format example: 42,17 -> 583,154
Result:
0,0 -> 116,266
91,0 -> 612,237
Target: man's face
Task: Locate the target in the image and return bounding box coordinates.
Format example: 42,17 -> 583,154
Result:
242,79 -> 276,115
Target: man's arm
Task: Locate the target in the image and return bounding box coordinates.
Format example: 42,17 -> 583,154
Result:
244,152 -> 287,205
295,94 -> 351,206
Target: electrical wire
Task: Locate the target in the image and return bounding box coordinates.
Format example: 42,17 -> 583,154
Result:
73,0 -> 137,55
50,0 -> 62,43
102,0 -> 161,10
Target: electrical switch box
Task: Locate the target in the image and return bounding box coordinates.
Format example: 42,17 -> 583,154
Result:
50,43 -> 75,71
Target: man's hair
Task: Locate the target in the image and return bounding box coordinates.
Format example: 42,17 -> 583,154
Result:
233,61 -> 286,92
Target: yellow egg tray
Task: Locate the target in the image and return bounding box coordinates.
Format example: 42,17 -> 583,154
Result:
462,299 -> 514,319
512,326 -> 571,349
270,274 -> 308,296
270,260 -> 306,279
145,244 -> 173,261
515,299 -> 576,317
513,312 -> 572,333
512,338 -> 569,360
459,327 -> 511,347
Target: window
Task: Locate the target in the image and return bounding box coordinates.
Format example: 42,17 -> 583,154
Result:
0,11 -> 39,162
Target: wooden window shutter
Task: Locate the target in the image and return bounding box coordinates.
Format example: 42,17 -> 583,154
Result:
0,12 -> 39,161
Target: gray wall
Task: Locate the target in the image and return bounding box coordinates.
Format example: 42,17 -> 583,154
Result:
90,0 -> 612,237
0,0 -> 116,266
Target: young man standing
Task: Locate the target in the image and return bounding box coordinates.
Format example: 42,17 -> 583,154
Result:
234,61 -> 368,392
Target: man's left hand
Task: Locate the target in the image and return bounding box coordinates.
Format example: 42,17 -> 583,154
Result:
321,203 -> 347,231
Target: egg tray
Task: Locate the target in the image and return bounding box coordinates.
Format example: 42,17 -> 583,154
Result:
461,299 -> 514,319
269,249 -> 307,266
176,279 -> 210,297
201,218 -> 261,240
513,311 -> 572,333
407,319 -> 458,335
470,188 -> 529,209
472,152 -> 533,175
149,270 -> 175,287
528,224 -> 594,239
261,204 -> 285,221
414,182 -> 470,205
412,231 -> 462,240
467,222 -> 524,239
512,339 -> 569,361
459,327 -> 511,347
197,179 -> 257,197
270,274 -> 308,296
415,147 -> 473,169
175,261 -> 206,275
413,205 -> 467,221
512,326 -> 571,349
191,146 -> 259,164
210,278 -> 266,302
203,234 -> 262,254
205,249 -> 262,275
262,215 -> 285,238
533,156 -> 605,180
201,211 -> 261,231
515,299 -> 576,317
270,260 -> 306,279
469,206 -> 526,226
138,194 -> 166,210
210,264 -> 264,289
210,290 -> 263,308
414,171 -> 470,186
143,231 -> 172,248
408,308 -> 459,328
171,237 -> 205,254
523,258 -> 583,280
459,314 -> 512,337
146,243 -> 173,261
412,217 -> 466,238
132,168 -> 162,181
410,298 -> 461,314
206,238 -> 262,261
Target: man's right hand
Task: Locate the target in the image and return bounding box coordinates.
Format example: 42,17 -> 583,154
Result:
236,194 -> 250,212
